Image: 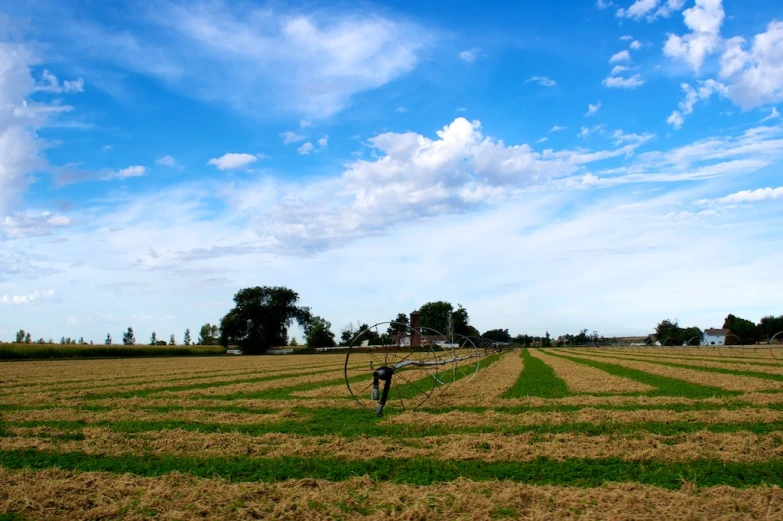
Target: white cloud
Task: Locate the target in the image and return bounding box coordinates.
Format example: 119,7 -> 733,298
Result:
394,106 -> 409,113
549,125 -> 567,133
0,289 -> 56,306
630,40 -> 642,50
585,101 -> 602,116
297,142 -> 315,155
603,74 -> 645,88
535,137 -> 548,144
762,108 -> 781,122
458,48 -> 481,62
666,80 -> 727,129
456,107 -> 467,112
663,0 -> 725,72
299,120 -> 313,128
317,135 -> 329,148
718,22 -> 783,109
59,4 -> 431,118
611,65 -> 629,75
35,70 -> 85,93
597,0 -> 615,9
280,131 -> 306,144
617,0 -> 686,21
620,35 -> 634,41
207,153 -> 257,170
527,76 -> 557,87
100,165 -> 146,180
609,50 -> 631,63
155,155 -> 177,167
2,212 -> 70,238
709,186 -> 783,205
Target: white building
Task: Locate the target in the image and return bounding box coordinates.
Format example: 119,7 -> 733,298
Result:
703,328 -> 730,346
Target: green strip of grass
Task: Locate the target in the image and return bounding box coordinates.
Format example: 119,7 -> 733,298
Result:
546,351 -> 738,398
8,407 -> 782,438
558,350 -> 783,382
568,349 -> 783,368
1,449 -> 782,488
502,349 -> 569,399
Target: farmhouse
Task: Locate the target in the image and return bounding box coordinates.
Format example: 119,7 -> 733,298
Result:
703,328 -> 731,346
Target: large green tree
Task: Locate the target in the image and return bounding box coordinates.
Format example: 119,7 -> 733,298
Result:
418,302 -> 472,336
219,286 -> 311,354
386,313 -> 410,336
198,323 -> 219,345
723,314 -> 757,345
758,315 -> 783,342
304,316 -> 336,347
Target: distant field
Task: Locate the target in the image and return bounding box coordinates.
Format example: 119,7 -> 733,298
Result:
2,347 -> 783,519
0,343 -> 225,360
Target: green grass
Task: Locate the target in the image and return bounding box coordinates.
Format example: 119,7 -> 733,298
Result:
1,448 -> 782,488
0,343 -> 225,360
502,349 -> 569,398
557,350 -> 783,382
546,351 -> 738,398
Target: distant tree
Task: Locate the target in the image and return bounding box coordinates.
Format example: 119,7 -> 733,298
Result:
723,314 -> 757,345
15,330 -> 25,343
355,323 -> 381,345
78,336 -> 85,345
59,336 -> 66,345
681,326 -> 703,345
759,315 -> 783,342
24,332 -> 32,344
655,319 -> 683,345
183,328 -> 192,346
198,323 -> 219,345
482,329 -> 511,343
89,340 -> 93,345
105,333 -> 112,345
386,313 -> 410,337
289,336 -> 299,346
122,327 -> 135,346
304,316 -> 336,347
169,334 -> 176,345
340,325 -> 356,346
149,331 -> 158,345
218,286 -> 311,354
418,301 -> 454,335
36,338 -> 45,344
542,331 -> 552,348
512,334 -> 533,346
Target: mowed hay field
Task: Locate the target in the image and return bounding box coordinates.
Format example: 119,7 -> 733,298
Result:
3,348 -> 783,519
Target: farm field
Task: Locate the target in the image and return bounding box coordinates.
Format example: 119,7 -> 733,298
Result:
2,347 -> 783,519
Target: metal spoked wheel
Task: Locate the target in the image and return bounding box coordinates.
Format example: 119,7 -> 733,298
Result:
429,331 -> 482,393
344,322 -> 442,416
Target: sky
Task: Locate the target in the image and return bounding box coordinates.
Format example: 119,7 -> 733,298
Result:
1,0 -> 782,343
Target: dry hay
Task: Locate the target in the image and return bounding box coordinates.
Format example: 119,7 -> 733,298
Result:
563,349 -> 783,376
386,406 -> 783,430
5,426 -> 783,463
558,351 -> 783,392
1,469 -> 782,521
532,349 -> 654,394
427,351 -> 523,407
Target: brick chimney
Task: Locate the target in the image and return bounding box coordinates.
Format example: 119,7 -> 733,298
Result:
410,311 -> 421,347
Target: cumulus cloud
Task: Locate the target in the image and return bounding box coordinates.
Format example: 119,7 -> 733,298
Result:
297,142 -> 315,155
666,80 -> 727,129
1,212 -> 70,238
585,101 -> 602,116
710,186 -> 783,205
663,0 -> 725,72
527,76 -> 557,87
1,289 -> 56,306
609,50 -> 632,63
34,70 -> 85,93
207,153 -> 257,170
100,165 -> 146,180
458,48 -> 481,62
155,155 -> 177,167
630,40 -> 642,50
299,120 -> 313,128
280,131 -> 306,144
603,74 -> 645,89
718,22 -> 783,109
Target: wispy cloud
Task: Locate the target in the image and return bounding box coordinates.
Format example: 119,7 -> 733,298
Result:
100,165 -> 146,180
585,101 -> 602,116
458,48 -> 481,62
527,76 -> 557,87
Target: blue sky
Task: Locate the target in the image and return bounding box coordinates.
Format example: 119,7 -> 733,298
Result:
1,0 -> 782,343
